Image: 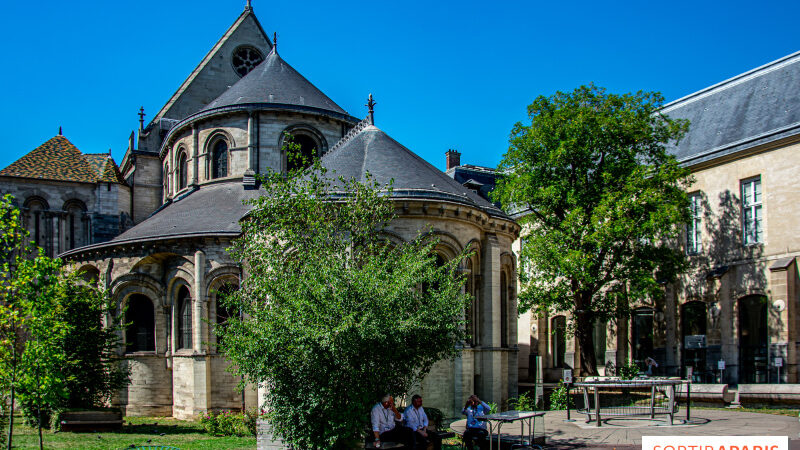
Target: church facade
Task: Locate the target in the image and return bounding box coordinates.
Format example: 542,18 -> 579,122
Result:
20,5 -> 522,420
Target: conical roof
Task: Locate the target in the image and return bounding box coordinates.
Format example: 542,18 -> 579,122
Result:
320,123 -> 507,218
201,48 -> 347,115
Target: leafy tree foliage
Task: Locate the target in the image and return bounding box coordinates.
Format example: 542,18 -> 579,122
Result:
217,159 -> 469,449
493,85 -> 692,375
0,195 -> 129,449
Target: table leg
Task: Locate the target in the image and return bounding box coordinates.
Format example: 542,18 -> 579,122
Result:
594,388 -> 601,427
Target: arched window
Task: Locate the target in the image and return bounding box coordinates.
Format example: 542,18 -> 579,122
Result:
738,295 -> 767,383
177,151 -> 188,191
215,282 -> 237,325
211,139 -> 229,179
631,308 -> 654,369
552,315 -> 566,368
125,294 -> 155,353
177,286 -> 192,350
64,200 -> 87,250
500,271 -> 509,347
286,134 -> 318,172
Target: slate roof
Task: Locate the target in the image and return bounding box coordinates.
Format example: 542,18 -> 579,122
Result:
0,135 -> 125,184
105,182 -> 264,244
201,47 -> 348,115
662,51 -> 800,166
319,123 -> 508,218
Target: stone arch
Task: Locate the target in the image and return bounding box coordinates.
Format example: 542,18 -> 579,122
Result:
279,124 -> 328,172
204,129 -> 235,180
76,264 -> 100,285
111,273 -> 165,308
206,268 -> 240,349
378,230 -> 406,247
23,195 -> 49,210
422,230 -> 464,265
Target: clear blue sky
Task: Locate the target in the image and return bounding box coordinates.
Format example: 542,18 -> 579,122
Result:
1,0 -> 798,172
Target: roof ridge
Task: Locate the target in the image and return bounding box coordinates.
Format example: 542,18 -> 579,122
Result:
327,117 -> 373,155
663,50 -> 800,112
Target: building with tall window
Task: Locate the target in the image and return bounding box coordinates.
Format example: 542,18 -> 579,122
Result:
522,51 -> 800,385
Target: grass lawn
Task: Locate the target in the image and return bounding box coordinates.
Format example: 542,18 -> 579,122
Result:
693,405 -> 800,418
6,415 -> 255,449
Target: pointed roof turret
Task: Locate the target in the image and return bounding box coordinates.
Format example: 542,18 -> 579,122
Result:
201,46 -> 348,115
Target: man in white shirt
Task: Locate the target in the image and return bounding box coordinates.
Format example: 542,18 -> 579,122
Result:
404,394 -> 441,450
370,394 -> 412,448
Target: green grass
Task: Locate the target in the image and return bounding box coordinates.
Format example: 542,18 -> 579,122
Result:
693,405 -> 800,418
4,415 -> 255,449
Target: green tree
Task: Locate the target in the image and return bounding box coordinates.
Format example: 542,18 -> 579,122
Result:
217,159 -> 469,449
493,85 -> 692,376
0,195 -> 129,449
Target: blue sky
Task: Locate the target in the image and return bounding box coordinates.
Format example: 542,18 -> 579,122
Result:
1,0 -> 798,172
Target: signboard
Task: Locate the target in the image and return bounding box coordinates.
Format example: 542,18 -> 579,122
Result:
684,335 -> 706,349
774,357 -> 783,367
563,369 -> 573,384
718,360 -> 726,370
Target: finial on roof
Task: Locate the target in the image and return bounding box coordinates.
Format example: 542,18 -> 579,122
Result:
366,94 -> 376,125
108,148 -> 112,159
58,126 -> 62,136
138,107 -> 146,131
245,0 -> 252,10
273,32 -> 277,52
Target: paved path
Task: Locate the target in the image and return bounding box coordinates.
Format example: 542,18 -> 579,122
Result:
451,409 -> 800,449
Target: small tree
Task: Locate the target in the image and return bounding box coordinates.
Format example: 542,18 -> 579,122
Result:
217,159 -> 469,449
494,85 -> 692,375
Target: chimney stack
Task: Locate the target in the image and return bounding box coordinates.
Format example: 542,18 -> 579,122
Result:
445,149 -> 461,170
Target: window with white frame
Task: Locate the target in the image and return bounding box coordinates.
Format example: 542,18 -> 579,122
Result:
741,177 -> 763,245
687,193 -> 702,254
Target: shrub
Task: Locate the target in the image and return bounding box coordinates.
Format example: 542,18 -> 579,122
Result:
618,359 -> 641,380
509,391 -> 538,411
424,407 -> 445,430
200,409 -> 259,437
549,381 -> 568,410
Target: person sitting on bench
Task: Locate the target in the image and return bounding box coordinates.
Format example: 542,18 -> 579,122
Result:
404,394 -> 441,450
371,394 -> 412,448
462,395 -> 490,450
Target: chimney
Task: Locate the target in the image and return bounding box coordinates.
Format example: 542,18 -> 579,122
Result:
445,149 -> 461,170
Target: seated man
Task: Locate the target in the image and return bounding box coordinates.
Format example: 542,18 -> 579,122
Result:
404,394 -> 442,450
371,394 -> 412,448
462,395 -> 490,450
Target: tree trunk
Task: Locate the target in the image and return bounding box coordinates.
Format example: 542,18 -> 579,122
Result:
574,308 -> 598,376
36,366 -> 43,450
6,335 -> 16,450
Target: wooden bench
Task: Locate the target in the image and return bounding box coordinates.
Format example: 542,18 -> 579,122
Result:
59,410 -> 123,432
363,430 -> 455,449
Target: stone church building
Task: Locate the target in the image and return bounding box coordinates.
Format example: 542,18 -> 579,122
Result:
0,5 -> 520,419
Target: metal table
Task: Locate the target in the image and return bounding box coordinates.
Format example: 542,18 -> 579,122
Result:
476,410 -> 544,450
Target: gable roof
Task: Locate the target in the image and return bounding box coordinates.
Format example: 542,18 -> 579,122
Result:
319,122 -> 507,218
150,7 -> 272,124
662,51 -> 800,166
0,135 -> 125,185
201,47 -> 348,115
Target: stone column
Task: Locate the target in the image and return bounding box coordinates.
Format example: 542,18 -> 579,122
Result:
480,234 -> 502,403
248,112 -> 257,172
769,258 -> 795,382
191,124 -> 200,186
193,250 -> 206,353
